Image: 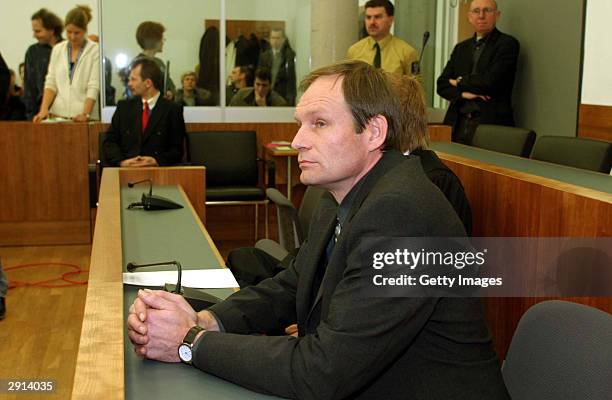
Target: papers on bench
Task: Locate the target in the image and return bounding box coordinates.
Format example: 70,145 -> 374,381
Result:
123,268 -> 239,288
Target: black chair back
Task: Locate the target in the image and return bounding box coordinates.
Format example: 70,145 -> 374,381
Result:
470,124 -> 536,157
188,131 -> 258,186
530,136 -> 612,173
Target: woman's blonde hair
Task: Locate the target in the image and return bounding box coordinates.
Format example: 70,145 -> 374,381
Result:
65,4 -> 92,31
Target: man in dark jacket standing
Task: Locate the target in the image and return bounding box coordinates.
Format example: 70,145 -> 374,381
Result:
258,28 -> 296,105
23,8 -> 63,120
437,0 -> 519,144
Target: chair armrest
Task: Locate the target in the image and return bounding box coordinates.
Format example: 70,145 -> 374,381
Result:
266,188 -> 293,209
255,238 -> 290,262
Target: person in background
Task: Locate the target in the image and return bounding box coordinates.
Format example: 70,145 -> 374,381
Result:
346,0 -> 418,76
3,69 -> 26,120
258,28 -> 296,105
174,71 -> 214,106
436,0 -> 519,144
130,21 -> 175,99
10,70 -> 23,97
33,5 -> 99,122
225,65 -> 252,105
0,52 -> 11,119
103,58 -> 185,168
387,73 -> 472,234
196,26 -> 219,105
18,63 -> 25,94
229,67 -> 286,107
23,8 -> 63,120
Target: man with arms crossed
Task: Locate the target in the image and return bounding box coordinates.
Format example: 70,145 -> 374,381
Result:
437,0 -> 519,143
103,58 -> 185,167
128,60 -> 509,399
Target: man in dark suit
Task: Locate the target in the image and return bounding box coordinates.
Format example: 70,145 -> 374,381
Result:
437,0 -> 519,144
258,28 -> 296,105
103,58 -> 185,167
127,60 -> 509,399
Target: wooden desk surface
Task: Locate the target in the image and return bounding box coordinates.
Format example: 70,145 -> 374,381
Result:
71,168 -> 220,400
263,146 -> 298,157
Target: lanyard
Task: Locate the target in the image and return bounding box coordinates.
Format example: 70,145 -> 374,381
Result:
67,42 -> 86,83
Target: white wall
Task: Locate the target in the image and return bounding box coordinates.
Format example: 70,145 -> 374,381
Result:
581,0 -> 612,106
0,0 -> 99,84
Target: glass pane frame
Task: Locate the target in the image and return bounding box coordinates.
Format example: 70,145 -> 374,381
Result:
99,0 -> 297,123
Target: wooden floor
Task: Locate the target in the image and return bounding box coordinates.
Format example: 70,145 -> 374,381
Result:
0,245 -> 91,400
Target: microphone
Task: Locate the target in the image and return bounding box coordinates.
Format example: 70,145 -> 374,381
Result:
127,179 -> 183,211
127,260 -> 183,294
411,31 -> 431,76
126,260 -> 223,310
128,179 -> 152,197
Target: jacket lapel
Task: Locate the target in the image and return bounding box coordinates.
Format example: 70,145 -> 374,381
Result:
298,195 -> 337,327
304,151 -> 408,325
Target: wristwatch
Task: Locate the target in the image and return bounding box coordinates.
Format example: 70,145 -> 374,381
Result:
456,76 -> 463,84
178,325 -> 205,364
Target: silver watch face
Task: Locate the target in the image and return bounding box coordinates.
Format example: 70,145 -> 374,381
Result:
178,344 -> 192,363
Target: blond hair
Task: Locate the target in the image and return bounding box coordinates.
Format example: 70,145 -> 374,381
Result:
65,4 -> 92,30
386,73 -> 429,152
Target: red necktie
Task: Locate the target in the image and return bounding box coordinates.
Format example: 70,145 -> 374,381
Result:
142,102 -> 150,134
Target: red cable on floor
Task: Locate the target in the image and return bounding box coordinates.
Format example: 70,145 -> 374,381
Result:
4,262 -> 88,289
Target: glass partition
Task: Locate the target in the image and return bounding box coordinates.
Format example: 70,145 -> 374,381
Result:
100,0 -> 221,106
225,0 -> 307,108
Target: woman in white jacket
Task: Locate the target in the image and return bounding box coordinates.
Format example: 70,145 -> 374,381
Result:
34,5 -> 99,122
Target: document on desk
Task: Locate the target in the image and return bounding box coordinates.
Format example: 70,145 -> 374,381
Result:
123,269 -> 239,288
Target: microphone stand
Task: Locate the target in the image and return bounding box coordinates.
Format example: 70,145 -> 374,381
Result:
126,260 -> 222,310
127,179 -> 183,211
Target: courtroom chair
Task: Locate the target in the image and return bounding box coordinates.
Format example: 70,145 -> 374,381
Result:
502,300 -> 612,400
469,124 -> 536,157
255,186 -> 326,260
187,131 -> 274,240
529,135 -> 612,173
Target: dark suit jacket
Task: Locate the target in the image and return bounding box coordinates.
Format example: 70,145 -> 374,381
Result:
437,28 -> 519,128
412,148 -> 472,235
258,41 -> 297,106
197,151 -> 509,399
103,96 -> 185,167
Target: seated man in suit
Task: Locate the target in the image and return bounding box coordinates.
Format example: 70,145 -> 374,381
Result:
226,73 -> 472,289
127,60 -> 509,399
103,58 -> 186,167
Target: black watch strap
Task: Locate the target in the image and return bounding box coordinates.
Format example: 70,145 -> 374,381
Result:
183,325 -> 205,345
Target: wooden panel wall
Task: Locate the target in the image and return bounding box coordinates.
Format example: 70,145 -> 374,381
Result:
578,104 -> 612,142
0,122 -> 90,245
437,151 -> 612,359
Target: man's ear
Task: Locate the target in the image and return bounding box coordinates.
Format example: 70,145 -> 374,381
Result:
365,115 -> 388,151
